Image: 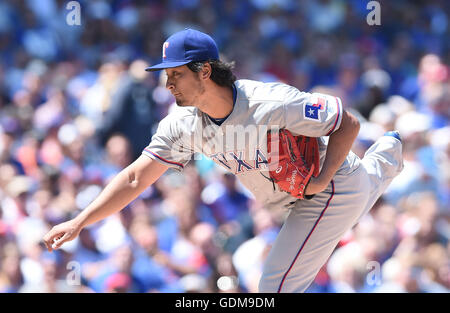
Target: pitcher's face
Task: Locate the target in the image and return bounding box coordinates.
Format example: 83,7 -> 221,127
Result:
165,65 -> 205,107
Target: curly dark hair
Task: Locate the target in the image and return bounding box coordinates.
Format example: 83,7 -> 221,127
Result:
187,59 -> 236,88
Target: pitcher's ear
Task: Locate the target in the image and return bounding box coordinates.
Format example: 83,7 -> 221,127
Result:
201,62 -> 212,80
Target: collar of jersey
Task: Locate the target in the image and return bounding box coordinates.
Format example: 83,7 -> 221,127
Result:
207,83 -> 237,126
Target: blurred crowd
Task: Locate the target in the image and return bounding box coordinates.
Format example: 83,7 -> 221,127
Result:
0,0 -> 449,293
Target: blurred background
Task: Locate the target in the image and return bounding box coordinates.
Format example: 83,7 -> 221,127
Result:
0,0 -> 449,293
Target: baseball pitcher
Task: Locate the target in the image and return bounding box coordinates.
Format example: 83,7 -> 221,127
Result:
43,29 -> 403,293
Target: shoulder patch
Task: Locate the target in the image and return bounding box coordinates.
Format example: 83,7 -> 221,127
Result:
304,94 -> 327,121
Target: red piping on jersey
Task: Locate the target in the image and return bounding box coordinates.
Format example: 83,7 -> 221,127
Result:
325,97 -> 341,136
277,180 -> 335,293
144,149 -> 184,168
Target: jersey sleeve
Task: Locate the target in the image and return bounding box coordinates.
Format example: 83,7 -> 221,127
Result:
142,115 -> 194,171
283,88 -> 343,137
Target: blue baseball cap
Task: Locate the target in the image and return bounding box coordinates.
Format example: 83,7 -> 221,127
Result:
145,28 -> 219,72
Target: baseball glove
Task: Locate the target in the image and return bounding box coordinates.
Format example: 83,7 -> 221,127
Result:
267,129 -> 320,199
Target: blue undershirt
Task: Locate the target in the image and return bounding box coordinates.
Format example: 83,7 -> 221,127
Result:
207,84 -> 237,126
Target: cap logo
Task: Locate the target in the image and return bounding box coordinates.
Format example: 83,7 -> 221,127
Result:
162,42 -> 170,59
146,29 -> 218,71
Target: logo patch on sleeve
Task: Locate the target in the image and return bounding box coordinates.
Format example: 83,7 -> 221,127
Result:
304,95 -> 327,121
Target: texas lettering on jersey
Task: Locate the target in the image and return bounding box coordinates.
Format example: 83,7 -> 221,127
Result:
209,149 -> 269,174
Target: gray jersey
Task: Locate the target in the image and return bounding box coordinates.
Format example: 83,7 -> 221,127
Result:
142,79 -> 404,293
143,79 -> 359,210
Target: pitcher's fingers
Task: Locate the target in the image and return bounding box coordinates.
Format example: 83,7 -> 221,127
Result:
40,240 -> 52,252
43,239 -> 52,252
51,232 -> 70,250
43,231 -> 60,252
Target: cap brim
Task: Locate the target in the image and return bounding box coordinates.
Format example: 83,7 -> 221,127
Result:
145,60 -> 191,72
